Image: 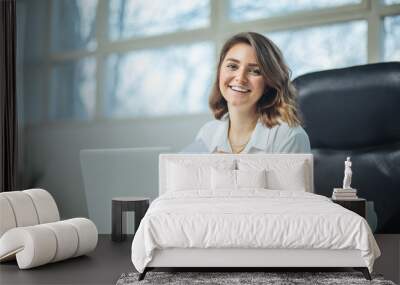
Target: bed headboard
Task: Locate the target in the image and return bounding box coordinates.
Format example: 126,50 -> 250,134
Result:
294,62 -> 400,234
159,154 -> 313,195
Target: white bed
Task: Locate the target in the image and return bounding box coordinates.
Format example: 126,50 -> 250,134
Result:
131,154 -> 380,280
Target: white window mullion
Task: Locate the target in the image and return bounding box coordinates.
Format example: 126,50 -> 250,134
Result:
211,0 -> 229,50
44,0 -> 53,123
100,28 -> 212,54
379,3 -> 400,15
367,0 -> 382,62
210,0 -> 226,79
94,0 -> 109,120
224,1 -> 369,35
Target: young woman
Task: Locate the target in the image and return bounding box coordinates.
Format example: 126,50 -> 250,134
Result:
183,32 -> 310,154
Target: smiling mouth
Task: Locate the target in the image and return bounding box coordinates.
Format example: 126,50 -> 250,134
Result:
229,85 -> 251,93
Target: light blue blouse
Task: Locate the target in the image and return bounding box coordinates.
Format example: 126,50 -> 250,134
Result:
182,115 -> 311,154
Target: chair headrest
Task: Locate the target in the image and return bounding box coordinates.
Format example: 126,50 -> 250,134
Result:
294,62 -> 400,149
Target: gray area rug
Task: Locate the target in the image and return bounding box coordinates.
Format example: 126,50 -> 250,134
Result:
116,271 -> 396,285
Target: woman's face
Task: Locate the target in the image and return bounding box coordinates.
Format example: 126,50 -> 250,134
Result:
219,43 -> 266,111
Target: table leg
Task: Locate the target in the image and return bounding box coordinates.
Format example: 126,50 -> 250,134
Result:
112,201 -> 126,241
134,201 -> 149,235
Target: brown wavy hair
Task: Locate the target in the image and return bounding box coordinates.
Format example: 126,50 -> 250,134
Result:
209,32 -> 302,128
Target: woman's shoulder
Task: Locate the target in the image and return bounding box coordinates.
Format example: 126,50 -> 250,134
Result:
264,121 -> 311,153
196,119 -> 226,139
274,121 -> 308,138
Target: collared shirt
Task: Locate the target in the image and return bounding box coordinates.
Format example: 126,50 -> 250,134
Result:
182,115 -> 311,154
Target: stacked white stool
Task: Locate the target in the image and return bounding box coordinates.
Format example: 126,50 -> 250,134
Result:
0,189 -> 98,269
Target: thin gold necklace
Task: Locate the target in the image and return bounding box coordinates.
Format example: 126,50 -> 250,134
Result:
229,137 -> 251,153
229,139 -> 250,147
231,145 -> 246,154
228,118 -> 257,153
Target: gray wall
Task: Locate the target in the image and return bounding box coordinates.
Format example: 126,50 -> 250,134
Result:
23,114 -> 211,220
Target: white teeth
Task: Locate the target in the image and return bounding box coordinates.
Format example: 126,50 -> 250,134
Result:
230,85 -> 250,93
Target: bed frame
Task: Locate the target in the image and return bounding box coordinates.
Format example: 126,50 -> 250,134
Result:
142,248 -> 370,280
138,154 -> 371,280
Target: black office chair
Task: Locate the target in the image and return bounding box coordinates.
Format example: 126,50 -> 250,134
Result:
294,62 -> 400,234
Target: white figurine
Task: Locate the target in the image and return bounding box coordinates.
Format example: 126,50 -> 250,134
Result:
342,157 -> 353,189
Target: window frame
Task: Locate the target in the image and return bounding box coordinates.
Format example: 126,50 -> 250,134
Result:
35,0 -> 400,126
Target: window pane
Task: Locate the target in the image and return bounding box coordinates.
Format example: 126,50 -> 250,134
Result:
50,58 -> 96,120
51,0 -> 98,52
267,21 -> 367,78
383,15 -> 400,61
109,0 -> 210,40
104,43 -> 214,117
230,0 -> 361,22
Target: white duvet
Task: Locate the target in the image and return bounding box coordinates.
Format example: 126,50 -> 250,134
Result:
131,189 -> 380,273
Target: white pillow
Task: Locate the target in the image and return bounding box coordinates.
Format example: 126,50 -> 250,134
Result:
211,168 -> 267,190
266,162 -> 307,191
237,169 -> 267,188
238,159 -> 309,192
168,163 -> 209,191
167,160 -> 235,191
211,168 -> 236,190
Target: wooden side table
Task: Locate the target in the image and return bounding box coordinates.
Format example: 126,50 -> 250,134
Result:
112,197 -> 149,242
331,198 -> 366,218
